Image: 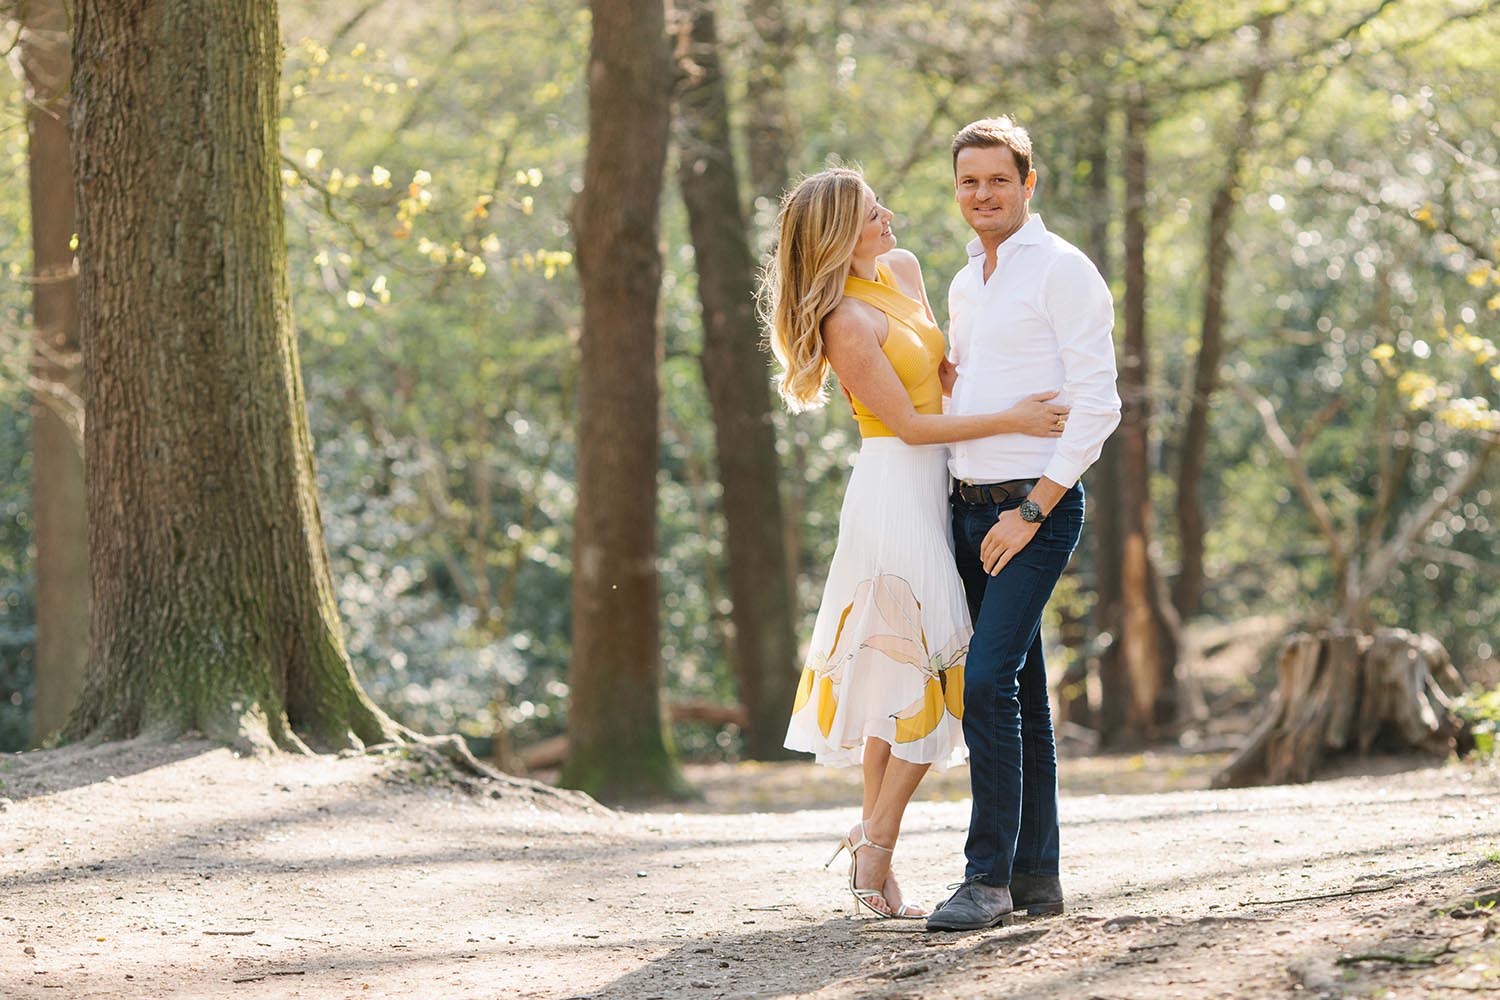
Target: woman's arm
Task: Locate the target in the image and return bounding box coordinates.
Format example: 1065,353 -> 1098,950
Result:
823,309 -> 1068,446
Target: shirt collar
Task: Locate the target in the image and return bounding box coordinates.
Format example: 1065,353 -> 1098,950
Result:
966,214 -> 1048,260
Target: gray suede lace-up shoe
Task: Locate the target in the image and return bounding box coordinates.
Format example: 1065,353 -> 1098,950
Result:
1009,873 -> 1065,917
924,875 -> 1014,932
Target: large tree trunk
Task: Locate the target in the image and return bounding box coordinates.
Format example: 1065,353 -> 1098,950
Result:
17,0 -> 90,745
1214,629 -> 1469,788
673,0 -> 800,760
67,0 -> 400,753
1173,23 -> 1271,622
560,0 -> 685,800
1097,91 -> 1179,746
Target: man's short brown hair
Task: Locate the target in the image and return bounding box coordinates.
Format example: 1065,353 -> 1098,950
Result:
951,116 -> 1033,178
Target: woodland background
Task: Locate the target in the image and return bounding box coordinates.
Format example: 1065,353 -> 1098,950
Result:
1,0 -> 1499,797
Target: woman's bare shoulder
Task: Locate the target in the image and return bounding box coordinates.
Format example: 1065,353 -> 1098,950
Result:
880,249 -> 927,299
823,296 -> 886,349
880,247 -> 922,273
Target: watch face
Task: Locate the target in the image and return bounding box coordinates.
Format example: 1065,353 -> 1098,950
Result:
1020,498 -> 1044,523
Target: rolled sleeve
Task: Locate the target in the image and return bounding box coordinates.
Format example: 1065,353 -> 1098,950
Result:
1040,252 -> 1122,488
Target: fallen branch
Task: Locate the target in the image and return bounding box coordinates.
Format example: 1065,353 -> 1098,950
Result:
1336,950 -> 1445,966
1241,882 -> 1401,906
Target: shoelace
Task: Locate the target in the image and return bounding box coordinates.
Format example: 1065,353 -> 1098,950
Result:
945,873 -> 992,892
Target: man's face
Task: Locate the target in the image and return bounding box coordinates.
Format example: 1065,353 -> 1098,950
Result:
954,145 -> 1036,242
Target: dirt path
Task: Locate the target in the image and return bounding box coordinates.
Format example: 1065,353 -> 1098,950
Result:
2,741 -> 1497,999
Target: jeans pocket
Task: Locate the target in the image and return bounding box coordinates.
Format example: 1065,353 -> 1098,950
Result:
1038,506 -> 1082,552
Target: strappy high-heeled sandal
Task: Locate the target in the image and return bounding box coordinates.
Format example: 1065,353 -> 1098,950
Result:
865,816 -> 927,920
824,821 -> 924,919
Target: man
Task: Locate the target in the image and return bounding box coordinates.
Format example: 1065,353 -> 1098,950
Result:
926,117 -> 1121,932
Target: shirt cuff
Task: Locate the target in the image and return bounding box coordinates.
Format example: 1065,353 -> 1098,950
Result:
1041,454 -> 1083,490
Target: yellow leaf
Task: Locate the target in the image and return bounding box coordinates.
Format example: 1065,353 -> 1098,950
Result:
817,676 -> 837,738
792,667 -> 815,714
943,662 -> 964,721
892,677 -> 945,743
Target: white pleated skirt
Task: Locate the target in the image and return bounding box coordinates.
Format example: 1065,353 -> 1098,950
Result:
784,437 -> 971,771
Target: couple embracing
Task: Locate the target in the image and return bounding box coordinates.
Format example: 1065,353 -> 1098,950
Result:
767,117 -> 1121,931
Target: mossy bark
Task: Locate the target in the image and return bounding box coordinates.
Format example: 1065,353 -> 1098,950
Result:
66,0 -> 402,753
560,0 -> 686,801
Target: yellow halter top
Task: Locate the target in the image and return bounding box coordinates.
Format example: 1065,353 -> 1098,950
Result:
840,261 -> 946,438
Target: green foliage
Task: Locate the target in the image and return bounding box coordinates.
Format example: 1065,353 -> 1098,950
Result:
3,0 -> 1499,754
0,73 -> 35,750
1455,687 -> 1500,758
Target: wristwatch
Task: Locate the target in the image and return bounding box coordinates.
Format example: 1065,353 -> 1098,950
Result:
1018,498 -> 1046,524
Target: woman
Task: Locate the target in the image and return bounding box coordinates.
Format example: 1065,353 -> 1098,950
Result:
764,167 -> 1069,919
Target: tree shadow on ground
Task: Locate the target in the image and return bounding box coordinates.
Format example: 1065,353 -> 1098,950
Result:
589,916 -> 935,1000
0,736 -> 219,802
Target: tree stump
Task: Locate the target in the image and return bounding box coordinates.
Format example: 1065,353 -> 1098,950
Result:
1213,628 -> 1470,788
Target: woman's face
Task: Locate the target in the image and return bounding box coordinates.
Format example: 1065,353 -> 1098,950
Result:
851,186 -> 896,260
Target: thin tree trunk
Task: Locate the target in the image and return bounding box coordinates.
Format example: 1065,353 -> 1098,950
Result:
1068,100 -> 1114,733
67,0 -> 400,752
1173,22 -> 1271,622
674,0 -> 800,760
560,0 -> 685,800
743,0 -> 794,215
1099,90 -> 1177,745
18,0 -> 90,745
741,0 -> 803,608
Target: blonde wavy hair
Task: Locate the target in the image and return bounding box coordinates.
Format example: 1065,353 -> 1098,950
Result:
760,168 -> 867,412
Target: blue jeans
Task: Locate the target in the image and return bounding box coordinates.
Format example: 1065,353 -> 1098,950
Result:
952,484 -> 1083,886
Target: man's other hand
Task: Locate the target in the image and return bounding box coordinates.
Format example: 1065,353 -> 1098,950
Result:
980,508 -> 1041,575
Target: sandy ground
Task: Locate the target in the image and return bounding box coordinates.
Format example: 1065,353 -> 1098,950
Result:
1,739 -> 1498,1000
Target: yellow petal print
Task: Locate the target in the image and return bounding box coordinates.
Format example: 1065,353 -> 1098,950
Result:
792,666 -> 815,714
942,662 -> 964,721
892,676 -> 945,743
817,675 -> 838,738
825,597 -> 860,665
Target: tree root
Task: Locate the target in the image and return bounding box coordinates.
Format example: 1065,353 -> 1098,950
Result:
366,734 -> 605,813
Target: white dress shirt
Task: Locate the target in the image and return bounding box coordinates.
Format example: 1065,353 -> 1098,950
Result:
947,214 -> 1122,488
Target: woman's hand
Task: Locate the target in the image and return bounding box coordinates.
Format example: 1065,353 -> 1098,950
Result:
1005,390 -> 1070,437
939,357 -> 957,396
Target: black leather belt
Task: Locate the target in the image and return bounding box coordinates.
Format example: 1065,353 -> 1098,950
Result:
952,478 -> 1038,505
